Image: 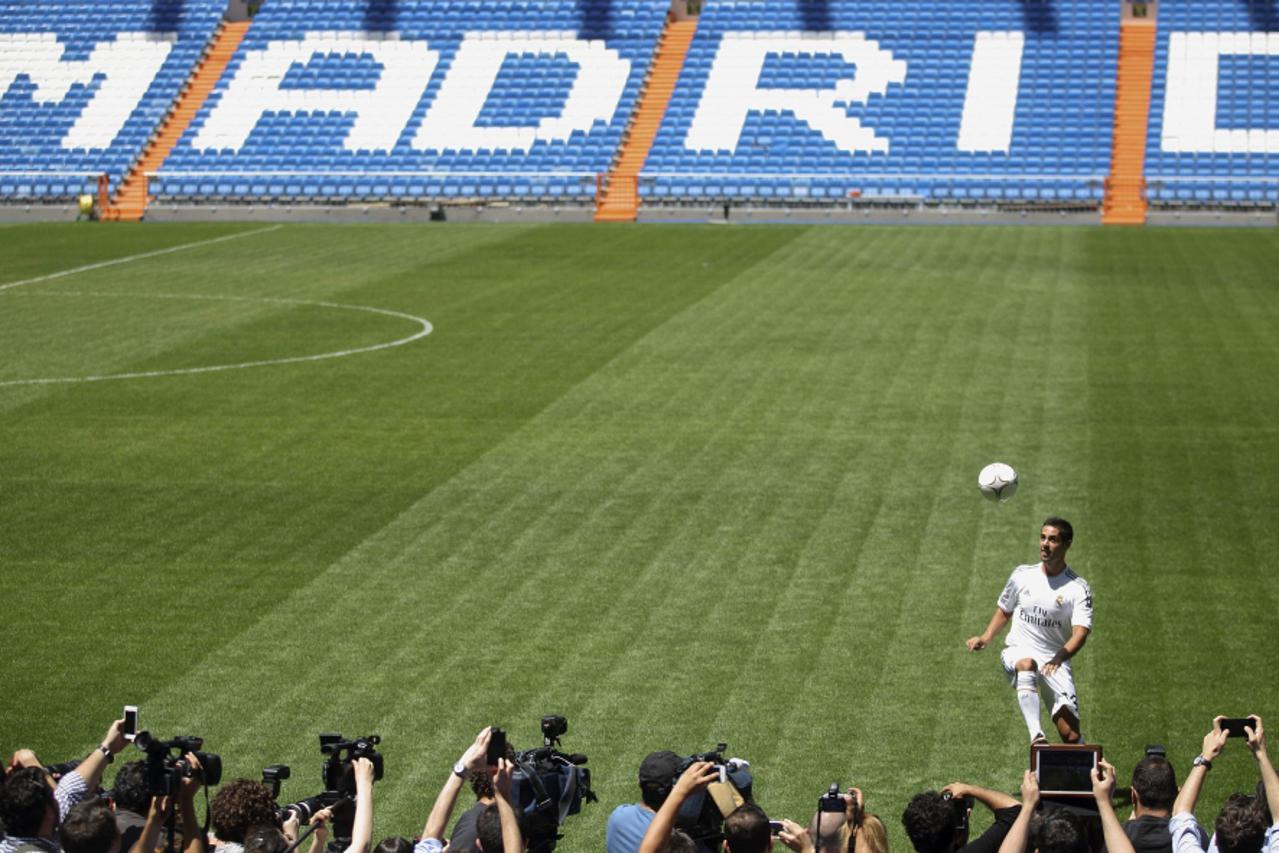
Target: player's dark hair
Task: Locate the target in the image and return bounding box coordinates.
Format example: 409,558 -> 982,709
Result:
901,792 -> 956,853
0,766 -> 58,837
1043,517 -> 1073,544
724,804 -> 771,853
1034,807 -> 1087,853
111,761 -> 151,814
1130,755 -> 1177,811
60,799 -> 119,853
1215,793 -> 1266,853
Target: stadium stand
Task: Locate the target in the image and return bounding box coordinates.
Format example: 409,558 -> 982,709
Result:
638,0 -> 1120,207
152,0 -> 670,205
1144,0 -> 1279,207
0,0 -> 227,203
5,0 -> 1279,216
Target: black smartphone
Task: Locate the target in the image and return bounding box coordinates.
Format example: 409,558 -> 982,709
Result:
487,728 -> 506,765
123,706 -> 138,742
768,821 -> 784,836
1221,718 -> 1255,738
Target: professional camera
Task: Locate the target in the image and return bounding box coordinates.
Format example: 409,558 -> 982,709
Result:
278,734 -> 383,847
941,790 -> 974,834
133,732 -> 222,797
672,743 -> 753,846
509,716 -> 596,853
262,765 -> 290,799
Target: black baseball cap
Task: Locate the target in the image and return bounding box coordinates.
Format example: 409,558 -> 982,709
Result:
638,751 -> 682,787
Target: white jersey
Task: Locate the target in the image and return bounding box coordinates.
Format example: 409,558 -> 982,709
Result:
997,563 -> 1093,657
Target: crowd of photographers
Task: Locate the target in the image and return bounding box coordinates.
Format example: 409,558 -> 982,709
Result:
1,714 -> 1275,853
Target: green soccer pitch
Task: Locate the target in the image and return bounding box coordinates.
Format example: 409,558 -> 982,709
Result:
1,222 -> 1276,852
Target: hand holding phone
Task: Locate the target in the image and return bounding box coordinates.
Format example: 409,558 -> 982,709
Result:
486,728 -> 506,766
1221,717 -> 1256,738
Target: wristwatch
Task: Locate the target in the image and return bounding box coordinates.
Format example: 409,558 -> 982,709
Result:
452,761 -> 468,779
1192,754 -> 1212,770
98,745 -> 114,764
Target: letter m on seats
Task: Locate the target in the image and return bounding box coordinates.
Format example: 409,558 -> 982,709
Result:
0,33 -> 174,149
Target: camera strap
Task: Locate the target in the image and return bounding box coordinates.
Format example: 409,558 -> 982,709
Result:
513,755 -> 554,814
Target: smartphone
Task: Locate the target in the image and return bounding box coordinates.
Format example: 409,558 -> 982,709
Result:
768,821 -> 784,836
1221,718 -> 1255,738
123,706 -> 138,742
487,728 -> 506,765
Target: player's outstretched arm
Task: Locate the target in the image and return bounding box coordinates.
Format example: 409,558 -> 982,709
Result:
967,609 -> 1011,652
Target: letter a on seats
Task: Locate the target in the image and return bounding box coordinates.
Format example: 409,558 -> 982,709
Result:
413,32 -> 629,152
684,32 -> 906,154
193,33 -> 437,152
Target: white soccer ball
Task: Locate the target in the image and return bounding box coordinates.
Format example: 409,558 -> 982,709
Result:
978,462 -> 1019,502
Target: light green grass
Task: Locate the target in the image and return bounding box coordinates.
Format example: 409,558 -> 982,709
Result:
1,223 -> 1276,852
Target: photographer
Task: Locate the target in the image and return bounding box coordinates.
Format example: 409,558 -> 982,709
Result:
414,729 -> 521,853
804,787 -> 887,853
638,761 -> 721,853
609,753 -> 684,853
210,780 -> 281,853
277,757 -> 376,853
1124,752 -> 1199,853
60,784 -> 190,853
0,719 -> 130,853
449,741 -> 516,853
996,760 -> 1134,853
902,782 -> 1021,853
1169,716 -> 1279,853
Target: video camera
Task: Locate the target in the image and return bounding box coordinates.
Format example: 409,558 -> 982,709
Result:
277,734 -> 383,845
672,743 -> 753,846
133,732 -> 223,797
508,716 -> 596,853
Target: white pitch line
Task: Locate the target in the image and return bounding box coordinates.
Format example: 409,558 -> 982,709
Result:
0,225 -> 283,293
0,292 -> 433,387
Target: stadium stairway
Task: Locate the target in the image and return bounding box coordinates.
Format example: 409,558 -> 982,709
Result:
1103,12 -> 1156,225
104,18 -> 251,221
594,16 -> 697,222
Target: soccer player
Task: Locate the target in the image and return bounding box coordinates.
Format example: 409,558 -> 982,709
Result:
966,517 -> 1092,744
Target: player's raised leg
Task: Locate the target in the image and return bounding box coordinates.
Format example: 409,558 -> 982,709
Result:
1013,658 -> 1046,742
1042,663 -> 1083,743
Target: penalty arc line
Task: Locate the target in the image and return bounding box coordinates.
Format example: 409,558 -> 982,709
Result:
0,225 -> 284,293
0,292 -> 433,387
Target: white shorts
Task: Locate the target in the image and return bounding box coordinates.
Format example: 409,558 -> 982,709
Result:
1000,646 -> 1081,720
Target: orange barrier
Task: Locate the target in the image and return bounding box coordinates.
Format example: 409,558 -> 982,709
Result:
1102,18 -> 1156,225
595,17 -> 697,222
104,19 -> 251,221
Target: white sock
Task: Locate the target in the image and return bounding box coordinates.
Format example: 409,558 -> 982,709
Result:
1016,671 -> 1042,739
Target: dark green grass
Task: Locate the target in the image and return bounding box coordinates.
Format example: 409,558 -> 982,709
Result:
1,223 -> 1276,851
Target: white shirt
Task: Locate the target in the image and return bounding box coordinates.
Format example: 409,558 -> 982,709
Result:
997,563 -> 1093,657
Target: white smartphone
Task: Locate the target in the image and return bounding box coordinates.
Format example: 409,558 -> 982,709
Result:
123,705 -> 138,742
